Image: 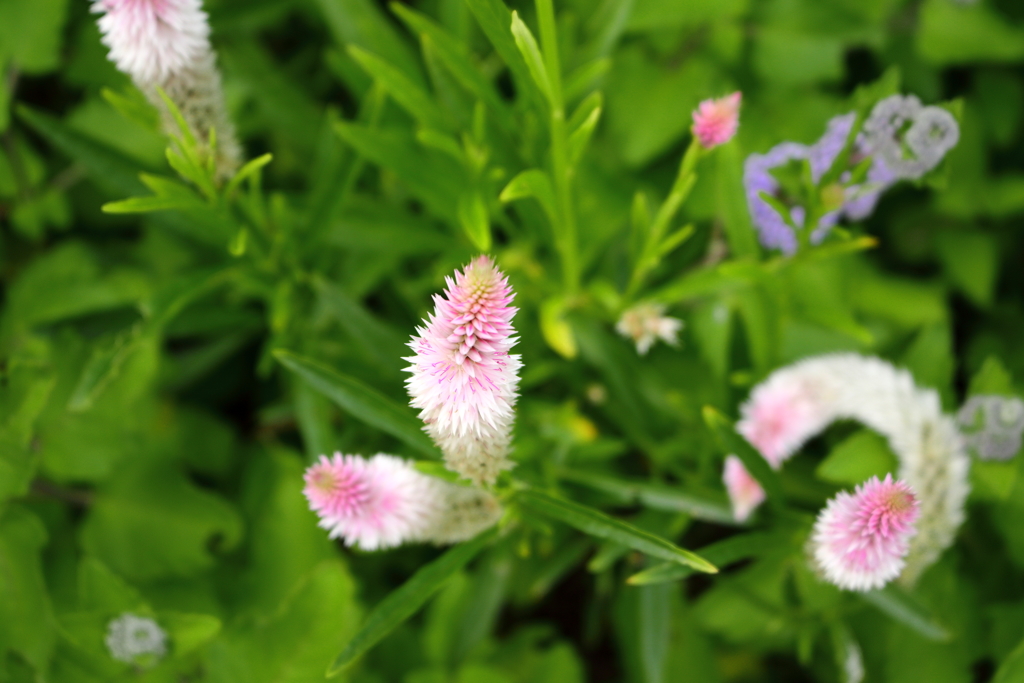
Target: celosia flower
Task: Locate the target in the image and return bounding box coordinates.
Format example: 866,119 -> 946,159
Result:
957,394 -> 1024,461
405,256 -> 522,485
303,453 -> 502,549
105,613 -> 167,664
811,475 -> 920,591
862,94 -> 959,180
615,303 -> 683,355
92,0 -> 210,84
738,353 -> 969,585
304,453 -> 433,550
692,92 -> 742,149
92,0 -> 240,177
722,455 -> 766,522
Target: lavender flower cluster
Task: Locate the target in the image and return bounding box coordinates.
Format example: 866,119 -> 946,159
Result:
745,95 -> 959,254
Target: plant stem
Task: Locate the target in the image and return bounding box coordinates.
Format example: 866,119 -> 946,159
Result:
626,138 -> 702,299
535,0 -> 579,295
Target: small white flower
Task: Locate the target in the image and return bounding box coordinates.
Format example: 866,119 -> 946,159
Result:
957,394 -> 1024,461
616,303 -> 683,355
105,613 -> 167,663
862,94 -> 959,180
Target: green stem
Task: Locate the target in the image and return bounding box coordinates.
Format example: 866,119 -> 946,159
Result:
626,138 -> 703,299
535,0 -> 578,294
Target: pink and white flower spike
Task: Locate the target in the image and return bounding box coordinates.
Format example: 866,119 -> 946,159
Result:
92,0 -> 211,85
692,92 -> 742,149
811,475 -> 920,591
405,256 -> 522,485
722,455 -> 766,523
303,453 -> 503,549
303,453 -> 433,550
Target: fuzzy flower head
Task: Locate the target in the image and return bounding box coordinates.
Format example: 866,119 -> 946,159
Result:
723,455 -> 766,522
812,475 -> 920,591
958,394 -> 1024,461
303,453 -> 502,549
105,613 -> 167,664
692,92 -> 742,149
405,256 -> 522,485
303,453 -> 435,550
615,303 -> 683,355
92,0 -> 211,84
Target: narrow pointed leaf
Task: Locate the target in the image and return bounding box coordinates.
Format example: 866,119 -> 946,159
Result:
274,350 -> 439,458
627,531 -> 780,585
559,469 -> 734,524
348,45 -> 451,131
510,11 -> 554,107
328,528 -> 497,675
517,490 -> 717,573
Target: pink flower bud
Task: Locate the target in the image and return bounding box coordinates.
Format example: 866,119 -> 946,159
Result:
811,475 -> 920,591
692,92 -> 742,149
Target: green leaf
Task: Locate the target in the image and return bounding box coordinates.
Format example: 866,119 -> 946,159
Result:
348,45 -> 451,131
567,104 -> 601,166
539,297 -> 578,359
207,560 -> 361,683
458,191 -> 493,251
328,528 -> 497,675
993,635 -> 1024,683
517,490 -> 717,573
917,0 -> 1024,66
464,0 -> 535,102
224,153 -> 273,199
715,142 -> 760,259
816,430 -> 899,486
389,3 -> 513,130
859,585 -> 950,642
274,350 -> 439,459
0,0 -> 68,74
317,0 -> 425,87
334,122 -> 465,221
627,531 -> 781,585
510,11 -> 555,108
160,613 -> 222,658
968,356 -> 1015,396
0,506 -> 56,671
935,229 -> 998,307
66,328 -> 139,412
638,582 -> 673,683
500,169 -> 558,226
79,461 -> 243,581
558,469 -> 734,524
313,280 -> 407,376
702,406 -> 785,506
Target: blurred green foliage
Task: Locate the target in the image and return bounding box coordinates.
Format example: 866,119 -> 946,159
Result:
2,0 -> 1024,681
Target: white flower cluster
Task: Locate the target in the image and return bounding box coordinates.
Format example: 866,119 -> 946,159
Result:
862,95 -> 959,180
615,303 -> 683,355
738,354 -> 970,586
105,613 -> 167,664
957,394 -> 1024,461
